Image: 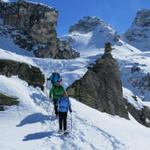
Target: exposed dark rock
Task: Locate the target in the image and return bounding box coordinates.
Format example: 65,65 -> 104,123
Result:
129,73 -> 150,92
57,39 -> 80,59
124,98 -> 150,127
133,10 -> 150,27
0,59 -> 45,90
124,9 -> 150,51
0,93 -> 19,111
0,0 -> 79,59
67,50 -> 129,119
131,64 -> 141,73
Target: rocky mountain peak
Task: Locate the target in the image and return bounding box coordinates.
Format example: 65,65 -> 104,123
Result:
132,9 -> 150,27
64,16 -> 119,49
69,16 -> 109,34
124,9 -> 150,51
69,16 -> 117,35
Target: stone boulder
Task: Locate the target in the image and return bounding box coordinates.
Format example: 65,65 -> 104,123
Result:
0,60 -> 45,90
0,93 -> 19,111
67,53 -> 129,119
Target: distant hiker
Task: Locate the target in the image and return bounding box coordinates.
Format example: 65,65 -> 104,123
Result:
57,91 -> 72,133
47,70 -> 62,86
49,82 -> 65,116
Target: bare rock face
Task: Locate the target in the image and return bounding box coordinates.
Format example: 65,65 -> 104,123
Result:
124,97 -> 150,127
0,0 -> 79,59
57,39 -> 80,59
0,60 -> 45,90
4,1 -> 58,45
67,52 -> 129,119
124,9 -> 150,51
0,93 -> 19,111
130,73 -> 150,92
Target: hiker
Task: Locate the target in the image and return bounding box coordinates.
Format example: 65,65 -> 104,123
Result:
47,70 -> 62,86
49,81 -> 65,116
57,91 -> 72,133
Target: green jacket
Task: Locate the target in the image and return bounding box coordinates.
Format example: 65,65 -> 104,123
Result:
49,85 -> 65,101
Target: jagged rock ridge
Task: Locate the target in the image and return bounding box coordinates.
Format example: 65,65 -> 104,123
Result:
0,0 -> 79,58
67,52 -> 129,119
63,16 -> 119,49
124,9 -> 150,51
0,93 -> 19,111
0,59 -> 45,90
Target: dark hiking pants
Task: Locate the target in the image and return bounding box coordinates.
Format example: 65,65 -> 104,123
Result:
53,100 -> 58,116
59,112 -> 67,131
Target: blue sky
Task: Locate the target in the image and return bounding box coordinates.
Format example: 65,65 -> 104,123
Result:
30,0 -> 150,36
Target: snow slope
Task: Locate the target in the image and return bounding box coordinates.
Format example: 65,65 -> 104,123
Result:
0,42 -> 150,149
0,48 -> 36,66
0,23 -> 33,57
1,75 -> 150,150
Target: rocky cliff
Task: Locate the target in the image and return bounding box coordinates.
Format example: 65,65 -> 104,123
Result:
124,9 -> 150,51
0,0 -> 79,58
0,93 -> 19,111
67,51 -> 129,119
0,59 -> 45,90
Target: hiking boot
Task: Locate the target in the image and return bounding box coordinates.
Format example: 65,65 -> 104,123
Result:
58,130 -> 63,134
63,130 -> 69,134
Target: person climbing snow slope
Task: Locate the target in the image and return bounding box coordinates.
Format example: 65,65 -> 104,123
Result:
49,81 -> 65,116
47,70 -> 62,86
57,91 -> 72,134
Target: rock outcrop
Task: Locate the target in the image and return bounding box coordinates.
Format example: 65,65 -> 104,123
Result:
0,93 -> 19,111
57,38 -> 80,59
130,72 -> 150,92
0,0 -> 79,58
67,50 -> 129,119
63,16 -> 119,49
124,9 -> 150,51
124,97 -> 150,127
0,60 -> 45,90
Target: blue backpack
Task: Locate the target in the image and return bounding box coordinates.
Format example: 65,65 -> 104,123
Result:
58,97 -> 70,112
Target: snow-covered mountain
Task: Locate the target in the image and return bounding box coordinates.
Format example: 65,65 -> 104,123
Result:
61,15 -> 150,102
124,9 -> 150,51
63,16 -> 119,50
0,1 -> 150,150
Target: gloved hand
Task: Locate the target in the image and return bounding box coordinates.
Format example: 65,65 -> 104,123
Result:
69,109 -> 72,113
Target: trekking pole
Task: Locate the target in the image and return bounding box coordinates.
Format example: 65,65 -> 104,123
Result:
70,112 -> 73,132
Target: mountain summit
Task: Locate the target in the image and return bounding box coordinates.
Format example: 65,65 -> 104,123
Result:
64,16 -> 119,49
124,9 -> 150,51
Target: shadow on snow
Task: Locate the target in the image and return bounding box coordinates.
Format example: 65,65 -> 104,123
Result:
16,113 -> 55,127
23,131 -> 55,141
